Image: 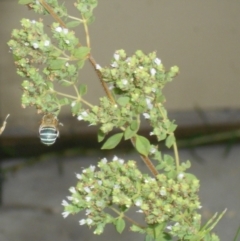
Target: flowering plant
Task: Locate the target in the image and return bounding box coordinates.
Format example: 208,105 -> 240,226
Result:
8,0 -> 225,240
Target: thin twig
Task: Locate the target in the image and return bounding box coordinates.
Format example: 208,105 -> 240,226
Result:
0,114 -> 10,135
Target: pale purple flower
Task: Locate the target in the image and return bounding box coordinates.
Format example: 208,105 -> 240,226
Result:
62,211 -> 70,218
150,68 -> 156,76
96,64 -> 101,70
143,113 -> 150,119
55,26 -> 62,32
32,42 -> 39,49
75,173 -> 82,179
114,53 -> 120,61
63,28 -> 69,34
121,79 -> 128,85
79,219 -> 86,225
61,200 -> 69,206
101,158 -> 108,164
44,40 -> 50,46
69,187 -> 76,194
84,187 -> 91,193
154,58 -> 161,65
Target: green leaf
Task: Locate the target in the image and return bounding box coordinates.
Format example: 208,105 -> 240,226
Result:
48,59 -> 66,70
66,21 -> 81,28
77,59 -> 85,69
124,126 -> 137,140
97,129 -> 105,142
117,96 -> 130,106
73,46 -> 90,60
71,102 -> 81,115
59,97 -> 70,106
18,0 -> 33,4
145,234 -> 154,241
168,122 -> 177,132
130,120 -> 139,131
165,134 -> 175,148
115,218 -> 125,234
101,133 -> 123,150
135,135 -> 151,156
78,84 -> 87,96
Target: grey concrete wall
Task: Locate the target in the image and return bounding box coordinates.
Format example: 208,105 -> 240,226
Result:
1,0 -> 240,134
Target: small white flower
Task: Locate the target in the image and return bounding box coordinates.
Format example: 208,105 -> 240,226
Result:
121,79 -> 128,85
75,173 -> 82,179
111,62 -> 118,68
85,196 -> 91,202
96,64 -> 101,70
114,184 -> 120,189
24,42 -> 29,46
135,199 -> 142,206
160,188 -> 166,196
143,113 -> 150,119
150,132 -> 154,136
55,26 -> 62,32
35,0 -> 40,4
101,158 -> 108,164
86,209 -> 91,215
65,40 -> 70,44
114,53 -> 120,61
79,219 -> 86,225
84,187 -> 91,193
136,210 -> 143,213
118,159 -> 124,164
198,205 -> 202,209
67,196 -> 74,201
150,146 -> 156,154
31,20 -> 36,24
177,173 -> 184,180
144,179 -> 149,183
44,40 -> 50,46
65,62 -> 69,66
61,200 -> 69,206
32,42 -> 39,49
71,102 -> 76,107
77,115 -> 83,121
89,165 -> 96,172
138,66 -> 143,69
62,211 -> 70,218
151,88 -> 156,93
125,57 -> 131,63
98,180 -> 102,185
113,155 -> 119,161
63,28 -> 69,34
146,98 -> 153,109
166,225 -> 172,230
86,218 -> 93,225
69,187 -> 76,194
154,58 -> 161,65
82,111 -> 88,117
150,68 -> 156,76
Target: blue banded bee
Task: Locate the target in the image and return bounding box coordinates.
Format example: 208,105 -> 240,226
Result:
39,114 -> 60,146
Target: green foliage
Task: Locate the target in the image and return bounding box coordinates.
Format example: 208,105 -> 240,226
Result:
9,0 -> 225,241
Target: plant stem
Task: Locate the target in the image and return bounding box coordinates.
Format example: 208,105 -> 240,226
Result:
173,139 -> 180,172
110,206 -> 145,229
39,0 -> 66,27
88,56 -> 116,104
54,91 -> 78,100
68,15 -> 83,22
130,137 -> 158,176
82,15 -> 91,48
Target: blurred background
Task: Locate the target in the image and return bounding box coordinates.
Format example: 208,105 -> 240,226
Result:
0,0 -> 240,240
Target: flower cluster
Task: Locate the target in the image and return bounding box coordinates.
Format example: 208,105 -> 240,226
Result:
62,156 -> 205,238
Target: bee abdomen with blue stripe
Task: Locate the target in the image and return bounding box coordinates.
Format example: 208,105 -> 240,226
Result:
39,114 -> 60,146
